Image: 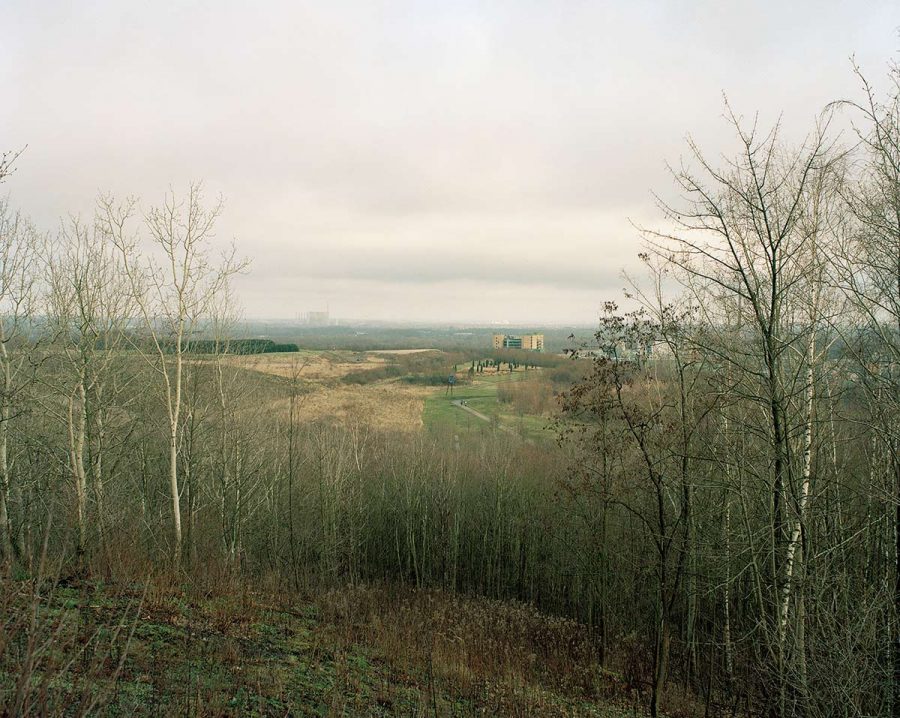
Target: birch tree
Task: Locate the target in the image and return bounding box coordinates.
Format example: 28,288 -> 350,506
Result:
98,185 -> 246,568
45,214 -> 135,568
0,200 -> 40,568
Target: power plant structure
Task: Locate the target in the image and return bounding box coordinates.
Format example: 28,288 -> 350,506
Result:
302,308 -> 332,326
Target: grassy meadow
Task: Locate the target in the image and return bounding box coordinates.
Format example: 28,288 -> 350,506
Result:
228,348 -> 561,443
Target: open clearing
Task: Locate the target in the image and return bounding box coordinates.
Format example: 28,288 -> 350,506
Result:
228,351 -> 430,432
424,370 -> 555,442
225,351 -> 554,439
267,381 -> 433,433
227,350 -> 387,381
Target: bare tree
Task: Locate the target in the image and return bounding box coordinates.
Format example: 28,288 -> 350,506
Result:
560,292 -> 713,717
0,200 -> 41,568
44,214 -> 136,569
98,185 -> 246,568
642,105 -> 843,714
0,148 -> 24,185
831,61 -> 900,717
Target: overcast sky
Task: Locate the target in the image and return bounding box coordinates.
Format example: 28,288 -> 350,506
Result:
2,1 -> 898,324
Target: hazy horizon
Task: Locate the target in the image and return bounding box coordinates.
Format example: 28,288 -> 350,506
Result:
4,1 -> 898,324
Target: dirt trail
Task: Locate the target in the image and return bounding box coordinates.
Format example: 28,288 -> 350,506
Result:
450,399 -> 492,423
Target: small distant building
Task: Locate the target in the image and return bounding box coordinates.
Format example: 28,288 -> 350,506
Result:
492,333 -> 544,352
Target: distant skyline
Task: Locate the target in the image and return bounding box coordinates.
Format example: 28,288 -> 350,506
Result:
3,1 -> 898,323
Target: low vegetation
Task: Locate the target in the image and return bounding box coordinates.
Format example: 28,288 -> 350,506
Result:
2,570 -> 644,716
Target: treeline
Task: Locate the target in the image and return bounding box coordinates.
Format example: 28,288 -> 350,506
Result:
175,338 -> 300,355
341,350 -> 475,385
0,63 -> 897,718
490,348 -> 570,368
71,335 -> 299,355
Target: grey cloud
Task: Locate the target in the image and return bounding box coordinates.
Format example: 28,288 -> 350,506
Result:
252,245 -> 623,291
2,0 -> 897,321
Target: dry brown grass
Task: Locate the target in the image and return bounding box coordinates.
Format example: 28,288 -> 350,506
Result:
227,351 -> 388,381
316,584 -> 636,717
269,381 -> 433,433
228,352 -> 436,433
41,571 -> 642,716
368,349 -> 439,356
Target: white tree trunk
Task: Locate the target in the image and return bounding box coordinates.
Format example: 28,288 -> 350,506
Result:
67,380 -> 88,562
779,332 -> 815,640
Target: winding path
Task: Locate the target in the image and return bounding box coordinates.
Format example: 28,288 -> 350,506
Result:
450,399 -> 492,423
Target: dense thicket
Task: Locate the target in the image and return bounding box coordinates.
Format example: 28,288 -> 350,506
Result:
177,338 -> 300,354
0,64 -> 897,718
